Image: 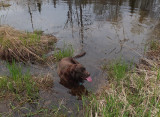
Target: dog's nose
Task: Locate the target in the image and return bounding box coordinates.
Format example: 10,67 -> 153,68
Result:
87,71 -> 90,76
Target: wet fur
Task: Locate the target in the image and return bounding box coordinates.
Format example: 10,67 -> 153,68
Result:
57,52 -> 89,85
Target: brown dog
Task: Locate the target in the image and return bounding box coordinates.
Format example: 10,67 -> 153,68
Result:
57,52 -> 92,85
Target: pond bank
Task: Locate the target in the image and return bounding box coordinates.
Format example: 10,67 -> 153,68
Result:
80,39 -> 160,116
0,25 -> 160,116
0,26 -> 57,64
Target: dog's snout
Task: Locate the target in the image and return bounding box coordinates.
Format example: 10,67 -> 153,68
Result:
86,71 -> 90,76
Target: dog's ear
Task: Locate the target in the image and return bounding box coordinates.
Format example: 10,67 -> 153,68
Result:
74,64 -> 83,79
74,64 -> 81,71
74,64 -> 85,73
70,64 -> 77,78
70,65 -> 81,79
71,70 -> 76,78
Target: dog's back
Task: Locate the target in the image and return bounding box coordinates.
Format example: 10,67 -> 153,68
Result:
57,57 -> 72,75
58,52 -> 86,75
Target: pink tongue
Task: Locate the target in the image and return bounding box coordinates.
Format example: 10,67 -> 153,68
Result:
86,76 -> 92,82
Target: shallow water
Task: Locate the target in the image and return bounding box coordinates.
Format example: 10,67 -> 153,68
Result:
0,0 -> 160,115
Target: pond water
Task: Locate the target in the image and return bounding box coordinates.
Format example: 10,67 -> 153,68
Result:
0,0 -> 160,115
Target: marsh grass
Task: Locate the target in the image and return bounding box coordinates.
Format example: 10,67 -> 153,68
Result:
54,44 -> 74,61
146,40 -> 160,62
0,26 -> 56,63
0,76 -> 7,89
112,60 -> 128,81
33,30 -> 44,35
82,94 -> 124,117
102,59 -> 129,82
7,61 -> 22,81
149,40 -> 159,51
0,61 -> 57,117
0,61 -> 39,99
81,57 -> 160,117
0,100 -> 67,117
19,32 -> 41,46
33,75 -> 54,89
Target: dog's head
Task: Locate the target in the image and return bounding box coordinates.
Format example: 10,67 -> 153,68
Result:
71,64 -> 92,82
70,64 -> 92,82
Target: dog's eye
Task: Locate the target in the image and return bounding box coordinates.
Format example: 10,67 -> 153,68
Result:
82,68 -> 86,72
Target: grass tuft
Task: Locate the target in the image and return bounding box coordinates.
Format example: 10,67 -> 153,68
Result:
33,30 -> 44,35
112,60 -> 128,81
0,61 -> 39,99
0,76 -> 7,89
103,59 -> 129,82
54,44 -> 74,61
0,26 -> 57,63
149,40 -> 160,51
7,60 -> 22,81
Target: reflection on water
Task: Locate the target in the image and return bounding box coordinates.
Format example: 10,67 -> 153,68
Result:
0,0 -> 160,115
0,0 -> 159,54
60,79 -> 88,99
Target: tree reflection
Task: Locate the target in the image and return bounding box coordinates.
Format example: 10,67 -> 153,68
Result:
10,0 -> 160,28
3,0 -> 159,38
129,0 -> 160,22
23,0 -> 159,52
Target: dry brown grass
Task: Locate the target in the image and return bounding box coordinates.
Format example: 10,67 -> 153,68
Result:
0,26 -> 57,63
33,74 -> 54,89
0,1 -> 11,7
